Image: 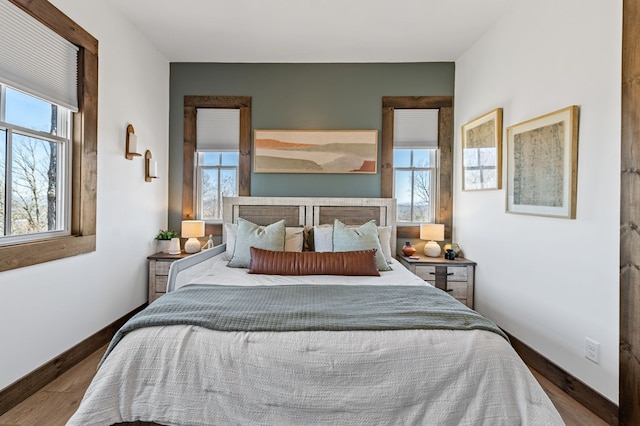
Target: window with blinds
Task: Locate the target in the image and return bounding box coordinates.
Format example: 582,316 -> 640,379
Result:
0,0 -> 76,245
0,0 -> 79,111
393,109 -> 439,223
196,109 -> 240,221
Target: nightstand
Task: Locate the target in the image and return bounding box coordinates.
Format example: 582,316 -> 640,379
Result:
397,254 -> 476,308
147,252 -> 191,303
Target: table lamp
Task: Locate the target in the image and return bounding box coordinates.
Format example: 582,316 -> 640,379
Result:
420,223 -> 445,257
182,220 -> 205,253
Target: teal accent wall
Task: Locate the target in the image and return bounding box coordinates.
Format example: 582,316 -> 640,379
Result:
169,62 -> 454,229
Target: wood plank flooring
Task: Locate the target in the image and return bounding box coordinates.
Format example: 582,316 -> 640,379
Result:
0,344 -> 609,426
0,345 -> 105,426
529,368 -> 609,426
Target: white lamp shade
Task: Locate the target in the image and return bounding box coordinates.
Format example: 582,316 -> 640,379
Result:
181,220 -> 205,238
128,132 -> 138,152
148,159 -> 158,178
420,223 -> 444,241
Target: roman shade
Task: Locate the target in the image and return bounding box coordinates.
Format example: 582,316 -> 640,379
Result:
393,109 -> 438,148
0,0 -> 79,111
196,108 -> 240,151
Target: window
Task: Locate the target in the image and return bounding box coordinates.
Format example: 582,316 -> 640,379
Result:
197,152 -> 239,221
195,108 -> 240,222
394,149 -> 437,223
381,97 -> 453,240
0,0 -> 97,272
0,85 -> 72,244
182,96 -> 251,230
392,109 -> 439,224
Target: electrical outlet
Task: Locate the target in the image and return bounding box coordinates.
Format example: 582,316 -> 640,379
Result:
585,337 -> 600,364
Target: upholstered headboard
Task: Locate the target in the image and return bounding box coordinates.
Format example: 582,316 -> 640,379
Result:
222,197 -> 397,254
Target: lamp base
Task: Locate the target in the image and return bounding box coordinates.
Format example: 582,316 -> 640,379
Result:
184,237 -> 201,254
424,241 -> 442,257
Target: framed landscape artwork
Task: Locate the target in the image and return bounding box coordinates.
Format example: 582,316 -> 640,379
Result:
461,108 -> 503,190
253,130 -> 378,174
506,105 -> 579,219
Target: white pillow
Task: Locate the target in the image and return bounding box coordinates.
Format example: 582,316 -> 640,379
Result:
377,226 -> 393,263
224,223 -> 304,260
224,222 -> 237,260
313,224 -> 393,263
313,225 -> 333,252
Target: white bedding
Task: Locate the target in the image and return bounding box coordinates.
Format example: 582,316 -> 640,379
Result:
68,251 -> 563,425
69,327 -> 562,425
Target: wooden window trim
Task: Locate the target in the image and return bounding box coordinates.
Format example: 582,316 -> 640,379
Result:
621,0 -> 639,422
0,0 -> 98,272
182,96 -> 251,236
381,96 -> 453,240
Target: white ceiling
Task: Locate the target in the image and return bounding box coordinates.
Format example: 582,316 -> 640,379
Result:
108,0 -> 514,63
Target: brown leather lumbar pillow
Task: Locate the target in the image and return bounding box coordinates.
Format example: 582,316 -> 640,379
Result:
248,247 -> 380,276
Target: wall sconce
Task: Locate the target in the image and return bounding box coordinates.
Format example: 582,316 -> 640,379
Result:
145,150 -> 158,182
125,124 -> 141,160
420,223 -> 445,257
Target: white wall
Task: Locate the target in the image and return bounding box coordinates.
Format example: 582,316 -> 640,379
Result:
0,1 -> 169,389
455,0 -> 621,402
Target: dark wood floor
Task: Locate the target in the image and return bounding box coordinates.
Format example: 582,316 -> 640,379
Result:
0,344 -> 609,426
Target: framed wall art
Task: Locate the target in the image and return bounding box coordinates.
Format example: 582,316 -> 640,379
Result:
461,108 -> 503,190
506,105 -> 579,219
253,130 -> 378,174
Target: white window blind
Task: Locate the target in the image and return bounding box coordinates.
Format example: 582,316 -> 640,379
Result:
196,108 -> 240,151
394,109 -> 439,148
0,0 -> 79,111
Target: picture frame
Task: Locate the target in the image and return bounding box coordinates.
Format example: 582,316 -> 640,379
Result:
506,105 -> 579,219
461,108 -> 503,190
253,129 -> 378,174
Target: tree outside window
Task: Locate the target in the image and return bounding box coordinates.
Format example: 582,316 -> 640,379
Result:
197,151 -> 238,222
394,148 -> 437,223
0,86 -> 70,242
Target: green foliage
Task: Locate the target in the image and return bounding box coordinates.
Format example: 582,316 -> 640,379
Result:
155,229 -> 177,240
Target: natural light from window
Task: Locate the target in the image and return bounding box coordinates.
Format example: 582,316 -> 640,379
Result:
197,151 -> 238,221
195,108 -> 240,222
394,148 -> 437,223
0,85 -> 71,244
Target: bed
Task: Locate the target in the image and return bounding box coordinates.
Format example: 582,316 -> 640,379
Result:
68,197 -> 563,426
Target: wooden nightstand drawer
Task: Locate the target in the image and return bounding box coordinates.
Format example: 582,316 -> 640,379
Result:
148,252 -> 191,304
397,255 -> 476,309
155,276 -> 168,292
414,265 -> 435,280
155,261 -> 172,276
414,265 -> 468,282
445,266 -> 468,281
446,281 -> 468,299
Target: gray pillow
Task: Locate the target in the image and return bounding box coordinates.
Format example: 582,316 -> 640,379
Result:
332,219 -> 391,271
227,218 -> 286,268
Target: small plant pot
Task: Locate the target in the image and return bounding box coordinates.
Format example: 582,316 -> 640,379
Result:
157,240 -> 171,253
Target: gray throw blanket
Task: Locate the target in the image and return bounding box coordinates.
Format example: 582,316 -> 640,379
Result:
102,284 -> 507,365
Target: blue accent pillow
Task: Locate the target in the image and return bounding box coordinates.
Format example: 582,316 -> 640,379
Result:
332,219 -> 391,271
227,218 -> 286,268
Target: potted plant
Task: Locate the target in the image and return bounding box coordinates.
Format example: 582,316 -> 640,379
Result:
155,229 -> 178,253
